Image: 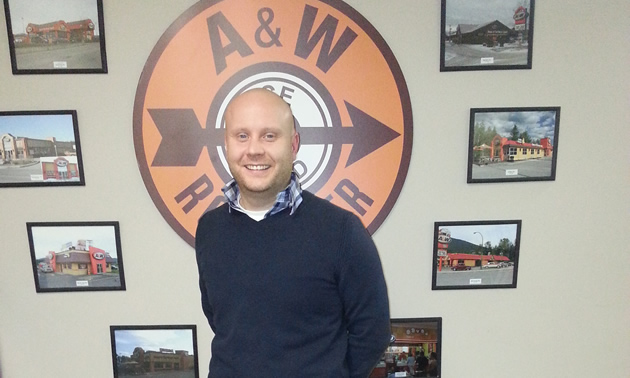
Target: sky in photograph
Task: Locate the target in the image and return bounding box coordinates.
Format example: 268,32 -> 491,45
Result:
7,0 -> 100,35
30,225 -> 118,259
115,329 -> 195,357
445,0 -> 530,31
440,224 -> 518,247
475,110 -> 556,143
0,113 -> 76,141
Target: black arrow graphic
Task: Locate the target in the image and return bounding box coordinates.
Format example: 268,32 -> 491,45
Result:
148,101 -> 400,168
148,108 -> 223,167
297,101 -> 400,167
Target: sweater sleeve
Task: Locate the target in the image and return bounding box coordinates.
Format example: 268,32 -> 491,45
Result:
198,273 -> 215,332
338,213 -> 391,378
195,215 -> 216,332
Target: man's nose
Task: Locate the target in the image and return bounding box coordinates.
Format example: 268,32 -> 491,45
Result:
246,138 -> 264,156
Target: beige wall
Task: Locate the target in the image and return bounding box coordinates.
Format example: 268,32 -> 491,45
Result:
1,1 -> 628,377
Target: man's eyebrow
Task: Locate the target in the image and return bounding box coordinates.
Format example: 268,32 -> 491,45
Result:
259,126 -> 288,133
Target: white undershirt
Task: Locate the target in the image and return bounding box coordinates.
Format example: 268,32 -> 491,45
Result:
237,195 -> 269,222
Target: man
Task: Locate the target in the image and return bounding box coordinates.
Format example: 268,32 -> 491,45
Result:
415,352 -> 429,374
195,88 -> 391,377
426,352 -> 438,377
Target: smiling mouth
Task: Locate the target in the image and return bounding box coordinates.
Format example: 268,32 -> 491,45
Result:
245,164 -> 270,171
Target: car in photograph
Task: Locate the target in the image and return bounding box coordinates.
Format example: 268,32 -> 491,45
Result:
30,35 -> 49,44
38,263 -> 53,273
475,156 -> 491,165
482,262 -> 500,269
451,262 -> 471,271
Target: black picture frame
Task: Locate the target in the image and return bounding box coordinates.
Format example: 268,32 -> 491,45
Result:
432,220 -> 521,290
3,0 -> 107,74
440,0 -> 534,71
110,324 -> 200,378
27,221 -> 125,293
377,317 -> 442,377
467,107 -> 560,183
0,110 -> 86,188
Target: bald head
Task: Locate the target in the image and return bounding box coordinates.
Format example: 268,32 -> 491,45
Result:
224,88 -> 294,134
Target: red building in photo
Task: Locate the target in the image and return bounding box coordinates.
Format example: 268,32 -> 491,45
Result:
40,156 -> 80,181
66,19 -> 96,42
127,347 -> 195,373
488,135 -> 553,162
23,18 -> 96,44
46,240 -> 115,276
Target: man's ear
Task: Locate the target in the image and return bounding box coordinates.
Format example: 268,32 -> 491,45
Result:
292,132 -> 300,159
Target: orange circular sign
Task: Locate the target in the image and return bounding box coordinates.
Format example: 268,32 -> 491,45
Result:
134,0 -> 413,247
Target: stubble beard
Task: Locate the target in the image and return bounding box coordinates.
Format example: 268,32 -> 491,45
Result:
230,163 -> 292,203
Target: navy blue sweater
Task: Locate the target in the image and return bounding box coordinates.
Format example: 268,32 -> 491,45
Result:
196,191 -> 390,377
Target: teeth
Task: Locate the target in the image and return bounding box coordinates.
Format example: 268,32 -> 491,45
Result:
246,165 -> 269,171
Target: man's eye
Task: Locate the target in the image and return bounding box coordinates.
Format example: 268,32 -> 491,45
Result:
237,134 -> 248,140
264,134 -> 276,140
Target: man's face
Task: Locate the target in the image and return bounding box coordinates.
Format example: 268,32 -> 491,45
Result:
224,90 -> 299,210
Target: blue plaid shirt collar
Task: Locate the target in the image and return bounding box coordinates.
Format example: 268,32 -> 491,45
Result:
221,172 -> 303,218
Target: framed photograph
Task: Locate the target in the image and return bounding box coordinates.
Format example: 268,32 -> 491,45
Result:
0,110 -> 85,188
3,0 -> 107,74
440,0 -> 534,71
374,318 -> 442,377
110,325 -> 199,378
27,221 -> 125,293
432,220 -> 521,290
467,107 -> 560,183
